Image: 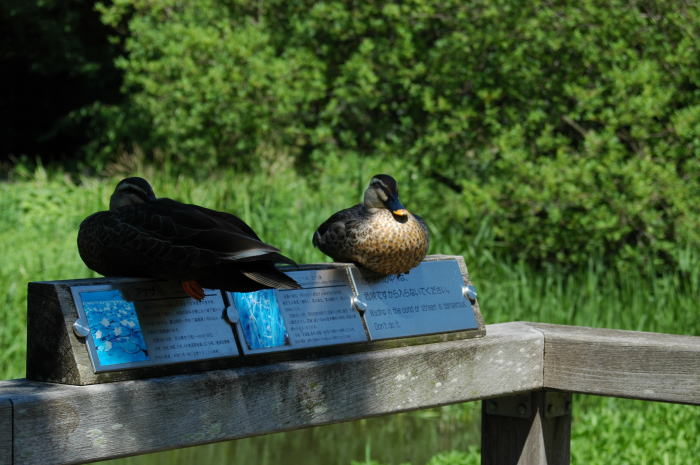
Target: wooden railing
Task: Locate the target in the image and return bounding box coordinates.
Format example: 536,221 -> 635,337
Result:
1,322 -> 698,465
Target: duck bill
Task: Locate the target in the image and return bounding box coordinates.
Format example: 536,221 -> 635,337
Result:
386,197 -> 409,217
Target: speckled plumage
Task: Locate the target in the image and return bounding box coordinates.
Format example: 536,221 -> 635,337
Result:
313,175 -> 429,275
78,177 -> 300,293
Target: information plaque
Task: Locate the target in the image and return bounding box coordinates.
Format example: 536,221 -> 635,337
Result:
227,268 -> 368,354
26,255 -> 484,385
71,281 -> 238,372
349,259 -> 479,340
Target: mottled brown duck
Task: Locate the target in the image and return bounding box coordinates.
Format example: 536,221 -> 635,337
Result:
313,174 -> 429,275
78,177 -> 300,299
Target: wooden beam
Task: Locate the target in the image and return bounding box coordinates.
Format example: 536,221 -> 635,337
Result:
0,322 -> 543,465
5,322 -> 698,465
526,323 -> 700,405
0,398 -> 11,465
481,390 -> 571,465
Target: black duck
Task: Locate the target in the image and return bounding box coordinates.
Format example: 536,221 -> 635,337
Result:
313,174 -> 429,275
78,177 -> 300,299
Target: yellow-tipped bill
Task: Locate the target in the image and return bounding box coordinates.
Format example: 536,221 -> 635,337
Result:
385,194 -> 408,217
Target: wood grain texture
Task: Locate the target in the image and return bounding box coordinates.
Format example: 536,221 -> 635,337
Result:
481,391 -> 571,465
526,323 -> 700,405
0,398 -> 11,465
7,321 -> 700,464
26,281 -> 83,384
1,322 -> 542,465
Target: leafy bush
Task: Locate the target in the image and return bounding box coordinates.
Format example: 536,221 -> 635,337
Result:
98,0 -> 700,266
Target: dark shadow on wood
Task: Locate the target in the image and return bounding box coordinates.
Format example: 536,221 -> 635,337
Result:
0,398 -> 11,465
481,390 -> 571,465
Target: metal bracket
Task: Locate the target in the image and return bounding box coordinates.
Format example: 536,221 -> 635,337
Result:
483,393 -> 532,418
344,265 -> 361,294
344,265 -> 368,315
544,391 -> 572,418
484,391 -> 572,419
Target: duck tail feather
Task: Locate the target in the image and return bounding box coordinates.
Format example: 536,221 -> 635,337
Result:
233,252 -> 298,266
242,270 -> 302,290
222,247 -> 280,262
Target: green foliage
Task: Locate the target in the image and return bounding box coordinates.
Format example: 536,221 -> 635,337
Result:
424,449 -> 480,465
97,0 -> 327,171
571,396 -> 700,465
96,0 -> 700,267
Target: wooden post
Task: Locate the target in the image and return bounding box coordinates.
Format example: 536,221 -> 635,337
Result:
481,390 -> 571,465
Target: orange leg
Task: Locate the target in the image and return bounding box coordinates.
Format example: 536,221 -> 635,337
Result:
181,280 -> 205,300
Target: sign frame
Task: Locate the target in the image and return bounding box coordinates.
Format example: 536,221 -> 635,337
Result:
226,267 -> 369,355
70,282 -> 239,373
25,255 -> 484,385
345,259 -> 480,341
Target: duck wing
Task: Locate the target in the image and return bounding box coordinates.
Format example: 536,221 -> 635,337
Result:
161,200 -> 301,289
126,199 -> 300,290
172,202 -> 263,241
134,199 -> 291,264
79,197 -> 298,284
312,204 -> 366,261
412,212 -> 430,237
78,205 -> 226,278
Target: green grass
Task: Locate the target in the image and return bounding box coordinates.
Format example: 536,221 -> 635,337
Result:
1,160 -> 699,465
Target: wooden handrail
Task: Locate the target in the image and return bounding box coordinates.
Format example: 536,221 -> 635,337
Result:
1,322 -> 699,465
530,322 -> 700,405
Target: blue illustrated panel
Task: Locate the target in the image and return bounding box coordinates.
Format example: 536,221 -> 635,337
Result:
80,289 -> 150,366
232,289 -> 288,350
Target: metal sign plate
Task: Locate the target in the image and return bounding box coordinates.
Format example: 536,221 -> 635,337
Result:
228,268 -> 368,354
71,282 -> 238,372
351,260 -> 479,340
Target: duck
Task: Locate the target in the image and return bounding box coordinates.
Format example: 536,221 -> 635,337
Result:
78,177 -> 301,299
313,174 -> 429,275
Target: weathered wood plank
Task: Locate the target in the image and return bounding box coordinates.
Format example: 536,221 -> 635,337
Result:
481,390 -> 571,465
0,322 -> 543,465
0,398 -> 11,465
527,323 -> 700,405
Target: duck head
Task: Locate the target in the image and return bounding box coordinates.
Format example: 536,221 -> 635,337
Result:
364,174 -> 409,218
109,177 -> 157,210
